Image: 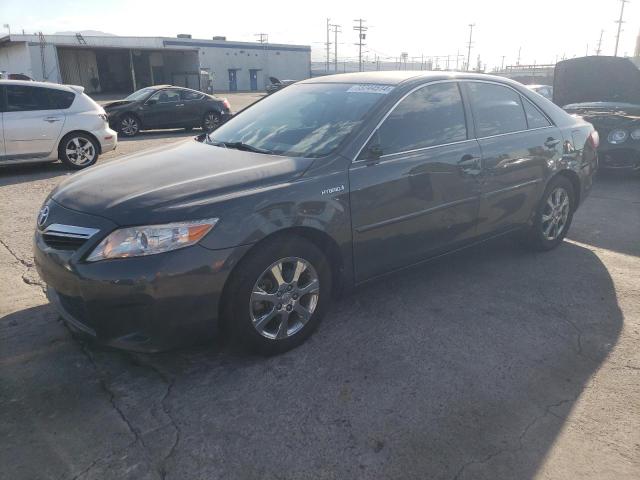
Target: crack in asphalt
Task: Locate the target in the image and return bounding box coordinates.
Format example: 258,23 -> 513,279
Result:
131,355 -> 181,480
451,397 -> 576,480
0,238 -> 47,294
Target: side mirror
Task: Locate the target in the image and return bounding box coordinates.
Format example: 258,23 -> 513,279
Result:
360,144 -> 383,161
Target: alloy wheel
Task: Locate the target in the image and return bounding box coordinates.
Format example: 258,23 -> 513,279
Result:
249,257 -> 320,340
65,137 -> 96,166
121,117 -> 139,136
203,113 -> 220,132
541,187 -> 570,241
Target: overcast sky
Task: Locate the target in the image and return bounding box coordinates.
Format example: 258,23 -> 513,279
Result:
2,0 -> 639,69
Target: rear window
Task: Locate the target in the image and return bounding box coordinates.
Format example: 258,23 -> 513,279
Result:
5,85 -> 75,112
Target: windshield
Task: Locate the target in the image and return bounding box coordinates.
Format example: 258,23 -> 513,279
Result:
125,87 -> 157,101
208,83 -> 391,158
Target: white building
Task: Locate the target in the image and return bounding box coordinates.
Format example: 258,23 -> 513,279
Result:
0,33 -> 311,93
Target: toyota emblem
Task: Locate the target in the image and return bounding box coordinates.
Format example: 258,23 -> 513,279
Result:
37,205 -> 49,227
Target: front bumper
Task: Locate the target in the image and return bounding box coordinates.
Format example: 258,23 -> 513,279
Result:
34,202 -> 250,351
597,146 -> 640,170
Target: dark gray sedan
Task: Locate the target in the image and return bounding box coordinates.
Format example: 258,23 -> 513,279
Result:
34,72 -> 598,354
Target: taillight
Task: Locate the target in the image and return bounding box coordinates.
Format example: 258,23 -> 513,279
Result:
588,130 -> 600,149
222,98 -> 231,112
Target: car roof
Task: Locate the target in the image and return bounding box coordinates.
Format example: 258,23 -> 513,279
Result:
0,79 -> 78,91
299,71 -> 512,86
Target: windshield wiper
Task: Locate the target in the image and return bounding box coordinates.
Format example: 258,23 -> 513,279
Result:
208,138 -> 272,155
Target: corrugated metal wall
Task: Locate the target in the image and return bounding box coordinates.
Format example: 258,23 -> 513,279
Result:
58,48 -> 100,92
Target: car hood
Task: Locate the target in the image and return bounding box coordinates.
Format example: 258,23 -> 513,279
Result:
50,140 -> 313,226
103,100 -> 134,110
563,102 -> 640,129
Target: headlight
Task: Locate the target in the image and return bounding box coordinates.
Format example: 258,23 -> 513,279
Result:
631,128 -> 640,140
86,218 -> 219,262
607,129 -> 628,144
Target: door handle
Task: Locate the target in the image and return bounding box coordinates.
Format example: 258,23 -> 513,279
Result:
44,117 -> 61,123
544,137 -> 561,148
458,154 -> 481,174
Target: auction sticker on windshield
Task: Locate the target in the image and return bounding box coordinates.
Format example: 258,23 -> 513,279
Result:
347,84 -> 395,94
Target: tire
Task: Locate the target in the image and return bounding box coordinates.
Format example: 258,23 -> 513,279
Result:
119,113 -> 140,137
58,133 -> 99,170
522,175 -> 575,251
202,111 -> 221,133
222,235 -> 333,355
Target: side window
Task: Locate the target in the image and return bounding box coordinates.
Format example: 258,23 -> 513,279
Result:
374,82 -> 467,156
467,82 -> 527,137
522,98 -> 551,129
6,85 -> 51,112
149,89 -> 181,104
181,90 -> 204,101
49,89 -> 75,109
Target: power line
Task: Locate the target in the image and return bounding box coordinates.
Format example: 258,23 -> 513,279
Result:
614,0 -> 629,56
466,23 -> 475,71
353,19 -> 367,72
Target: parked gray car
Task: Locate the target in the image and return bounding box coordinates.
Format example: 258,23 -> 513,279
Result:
35,72 -> 598,355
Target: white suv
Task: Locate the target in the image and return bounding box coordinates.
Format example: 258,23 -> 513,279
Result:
1,80 -> 117,169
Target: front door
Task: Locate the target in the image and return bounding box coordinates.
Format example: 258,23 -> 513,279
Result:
3,84 -> 66,159
463,81 -> 562,235
228,70 -> 238,91
142,88 -> 183,129
350,82 -> 482,281
249,70 -> 259,91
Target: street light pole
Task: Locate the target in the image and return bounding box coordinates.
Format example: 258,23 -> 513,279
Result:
466,23 -> 475,71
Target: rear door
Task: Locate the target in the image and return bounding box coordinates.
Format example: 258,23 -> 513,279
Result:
142,88 -> 183,129
3,84 -> 68,160
463,81 -> 562,236
350,81 -> 483,281
179,89 -> 205,127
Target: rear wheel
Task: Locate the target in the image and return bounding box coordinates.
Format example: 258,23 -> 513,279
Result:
222,236 -> 332,355
522,176 -> 575,251
119,114 -> 140,137
202,111 -> 221,132
58,133 -> 99,170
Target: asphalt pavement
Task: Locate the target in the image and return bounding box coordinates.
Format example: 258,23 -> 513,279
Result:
0,93 -> 638,479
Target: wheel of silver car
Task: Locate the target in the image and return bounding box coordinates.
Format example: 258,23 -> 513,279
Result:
250,257 -> 320,340
202,111 -> 221,132
58,133 -> 99,170
541,187 -> 570,241
120,114 -> 139,136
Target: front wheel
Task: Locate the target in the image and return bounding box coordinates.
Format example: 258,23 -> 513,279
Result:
222,236 -> 332,355
59,133 -> 99,170
522,176 -> 575,251
119,114 -> 140,137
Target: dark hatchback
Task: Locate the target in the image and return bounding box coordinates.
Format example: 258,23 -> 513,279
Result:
554,56 -> 640,171
103,85 -> 232,137
35,72 -> 598,354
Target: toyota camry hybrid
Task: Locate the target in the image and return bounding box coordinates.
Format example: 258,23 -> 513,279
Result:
34,72 -> 598,355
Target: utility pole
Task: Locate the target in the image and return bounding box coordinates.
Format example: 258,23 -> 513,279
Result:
326,18 -> 331,73
596,29 -> 604,55
466,23 -> 475,71
353,19 -> 367,72
255,33 -> 268,44
255,33 -> 268,88
501,55 -> 506,70
586,43 -> 589,56
614,0 -> 629,56
330,24 -> 341,73
517,46 -> 522,65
